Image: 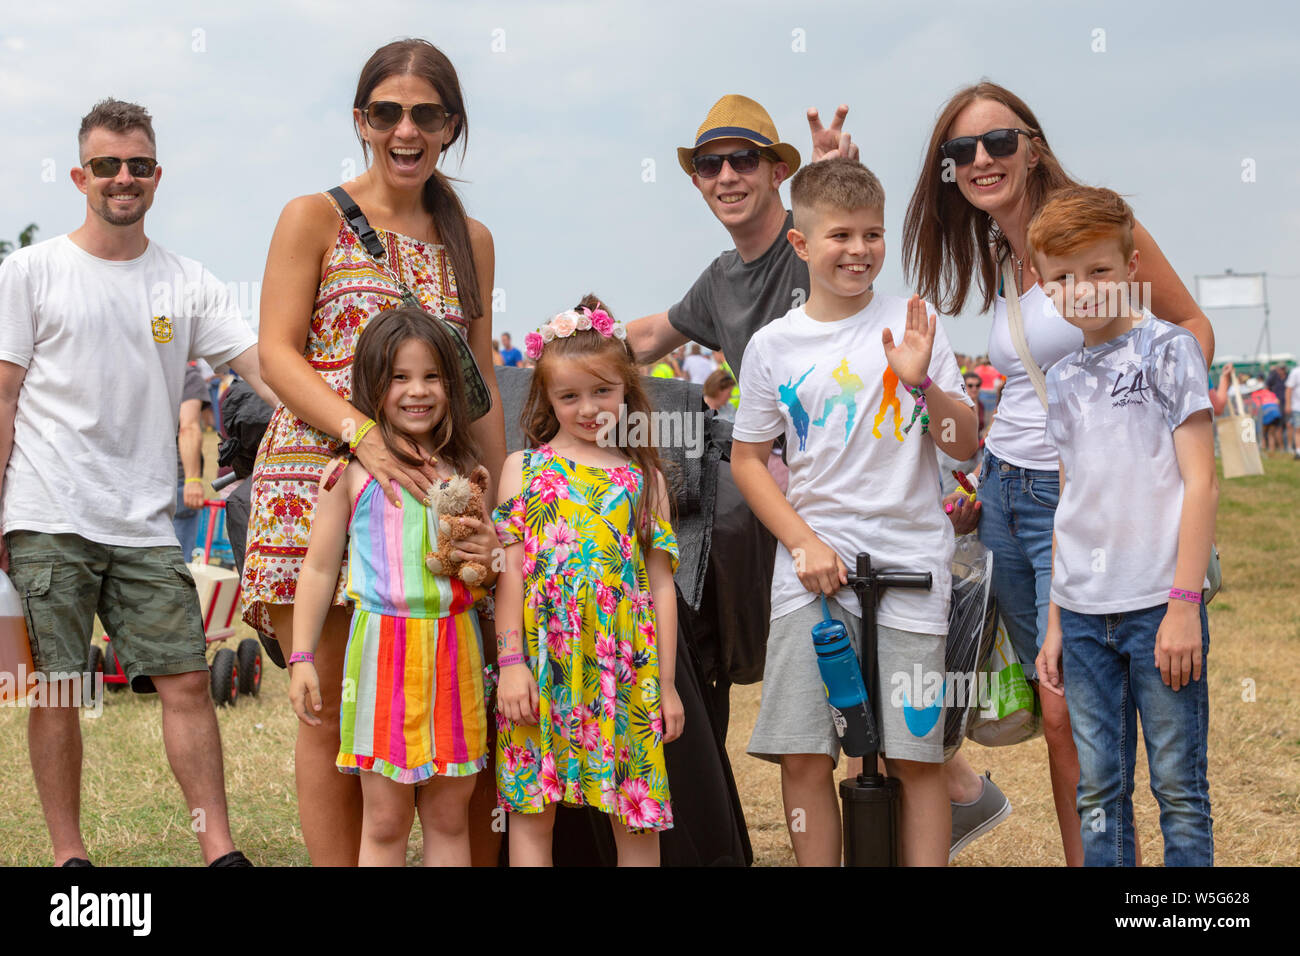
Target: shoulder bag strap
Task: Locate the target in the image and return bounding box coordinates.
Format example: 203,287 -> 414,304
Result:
1002,258 -> 1049,411
325,187 -> 493,422
327,186 -> 386,259
328,185 -> 421,310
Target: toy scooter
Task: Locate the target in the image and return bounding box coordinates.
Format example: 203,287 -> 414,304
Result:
839,552 -> 931,867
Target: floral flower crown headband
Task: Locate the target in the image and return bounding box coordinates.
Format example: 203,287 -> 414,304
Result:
524,307 -> 628,361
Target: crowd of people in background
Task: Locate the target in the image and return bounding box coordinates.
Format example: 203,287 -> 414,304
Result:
1210,361 -> 1300,457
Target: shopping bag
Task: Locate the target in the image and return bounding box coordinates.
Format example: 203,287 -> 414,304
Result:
1217,372 -> 1264,479
965,617 -> 1042,747
942,536 -> 998,759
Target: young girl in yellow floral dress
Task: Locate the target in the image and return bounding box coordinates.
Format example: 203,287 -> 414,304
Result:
492,297 -> 682,867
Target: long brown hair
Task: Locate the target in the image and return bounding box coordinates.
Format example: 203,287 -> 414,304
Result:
520,294 -> 672,551
353,39 -> 484,320
351,307 -> 482,477
902,81 -> 1080,315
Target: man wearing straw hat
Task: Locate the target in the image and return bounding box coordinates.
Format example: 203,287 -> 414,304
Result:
628,94 -> 851,373
625,93 -> 848,740
626,95 -> 1012,860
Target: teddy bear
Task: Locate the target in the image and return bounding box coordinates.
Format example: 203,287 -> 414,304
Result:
424,465 -> 491,587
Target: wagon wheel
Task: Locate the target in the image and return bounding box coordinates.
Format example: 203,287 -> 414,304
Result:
237,638 -> 262,697
210,648 -> 238,707
85,644 -> 105,708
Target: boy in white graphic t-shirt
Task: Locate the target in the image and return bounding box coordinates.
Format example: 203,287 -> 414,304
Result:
1030,186 -> 1216,867
731,158 -> 978,866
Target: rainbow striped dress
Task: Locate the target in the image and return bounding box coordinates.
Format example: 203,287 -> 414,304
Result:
337,476 -> 488,783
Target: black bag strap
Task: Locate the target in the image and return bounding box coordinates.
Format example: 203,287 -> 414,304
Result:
324,186 -> 494,423
328,186 -> 385,259
329,185 -> 422,310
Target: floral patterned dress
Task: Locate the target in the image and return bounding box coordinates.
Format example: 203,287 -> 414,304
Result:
240,192 -> 468,636
492,445 -> 678,832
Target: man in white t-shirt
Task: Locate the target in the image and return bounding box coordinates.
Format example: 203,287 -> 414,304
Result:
0,98 -> 275,867
680,344 -> 715,384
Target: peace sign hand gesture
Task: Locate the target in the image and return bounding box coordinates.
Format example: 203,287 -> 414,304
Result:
882,295 -> 937,389
808,105 -> 860,163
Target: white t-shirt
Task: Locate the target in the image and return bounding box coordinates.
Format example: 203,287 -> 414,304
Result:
1286,367 -> 1300,408
734,294 -> 973,634
0,235 -> 256,547
681,353 -> 714,384
985,279 -> 1083,469
1045,314 -> 1212,613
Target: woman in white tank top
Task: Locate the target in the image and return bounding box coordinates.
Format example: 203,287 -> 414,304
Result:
902,82 -> 1214,865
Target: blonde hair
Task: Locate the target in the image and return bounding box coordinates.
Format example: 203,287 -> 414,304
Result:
790,157 -> 885,231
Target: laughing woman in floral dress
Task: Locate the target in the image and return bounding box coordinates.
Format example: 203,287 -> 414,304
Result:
241,39 -> 506,865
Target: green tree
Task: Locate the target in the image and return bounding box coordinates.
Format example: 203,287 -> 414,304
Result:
0,223 -> 39,264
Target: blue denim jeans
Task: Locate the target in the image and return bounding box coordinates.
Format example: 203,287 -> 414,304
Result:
173,479 -> 200,561
976,449 -> 1059,680
1060,603 -> 1213,867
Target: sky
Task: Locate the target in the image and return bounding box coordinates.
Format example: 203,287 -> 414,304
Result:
2,0 -> 1298,363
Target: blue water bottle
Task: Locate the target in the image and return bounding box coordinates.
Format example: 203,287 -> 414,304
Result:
812,595 -> 877,757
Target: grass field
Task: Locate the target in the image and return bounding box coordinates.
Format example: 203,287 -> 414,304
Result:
1,447 -> 1297,866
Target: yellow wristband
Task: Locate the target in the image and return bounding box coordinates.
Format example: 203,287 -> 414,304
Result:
349,418 -> 377,451
184,477 -> 202,485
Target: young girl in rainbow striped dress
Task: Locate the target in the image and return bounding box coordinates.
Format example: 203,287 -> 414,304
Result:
289,307 -> 498,866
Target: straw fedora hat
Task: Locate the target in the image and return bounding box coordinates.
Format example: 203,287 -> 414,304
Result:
677,94 -> 802,177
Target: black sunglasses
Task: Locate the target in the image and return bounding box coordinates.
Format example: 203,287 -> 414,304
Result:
692,148 -> 776,179
362,101 -> 454,134
83,156 -> 157,178
938,128 -> 1030,167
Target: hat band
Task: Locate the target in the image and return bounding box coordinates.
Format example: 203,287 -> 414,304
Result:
695,126 -> 774,147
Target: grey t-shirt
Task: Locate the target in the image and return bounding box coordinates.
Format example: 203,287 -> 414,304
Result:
1045,314 -> 1212,614
176,363 -> 210,481
667,211 -> 809,378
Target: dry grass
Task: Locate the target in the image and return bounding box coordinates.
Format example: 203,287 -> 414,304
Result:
728,453 -> 1300,866
1,441 -> 1296,866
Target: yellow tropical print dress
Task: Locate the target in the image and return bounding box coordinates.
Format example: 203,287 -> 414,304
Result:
492,444 -> 678,832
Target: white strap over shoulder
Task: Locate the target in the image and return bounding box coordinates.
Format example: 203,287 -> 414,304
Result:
1002,258 -> 1049,411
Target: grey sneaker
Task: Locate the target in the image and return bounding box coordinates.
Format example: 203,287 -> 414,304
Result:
949,771 -> 1012,862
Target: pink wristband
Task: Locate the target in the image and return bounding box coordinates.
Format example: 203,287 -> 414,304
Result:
498,653 -> 525,668
1169,588 -> 1202,604
288,652 -> 315,665
919,375 -> 933,391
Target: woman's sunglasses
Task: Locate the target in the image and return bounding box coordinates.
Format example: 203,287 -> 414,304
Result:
692,147 -> 777,179
83,156 -> 158,178
938,128 -> 1030,167
362,101 -> 454,134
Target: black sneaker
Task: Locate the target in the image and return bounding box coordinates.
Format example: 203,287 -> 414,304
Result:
59,857 -> 94,867
208,850 -> 254,867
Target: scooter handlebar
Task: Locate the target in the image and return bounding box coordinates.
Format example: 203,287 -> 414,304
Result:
871,571 -> 932,590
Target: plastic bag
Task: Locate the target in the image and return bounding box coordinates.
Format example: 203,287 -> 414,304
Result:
942,535 -> 999,758
965,617 -> 1043,747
